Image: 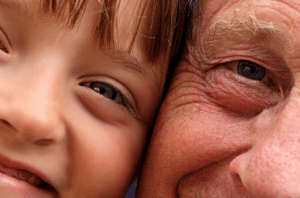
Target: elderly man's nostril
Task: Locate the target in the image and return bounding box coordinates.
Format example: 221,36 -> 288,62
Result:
231,171 -> 242,184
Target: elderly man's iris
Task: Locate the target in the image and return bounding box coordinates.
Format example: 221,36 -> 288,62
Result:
237,60 -> 266,80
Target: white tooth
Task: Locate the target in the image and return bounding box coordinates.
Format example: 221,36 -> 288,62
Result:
0,165 -> 44,187
14,170 -> 42,186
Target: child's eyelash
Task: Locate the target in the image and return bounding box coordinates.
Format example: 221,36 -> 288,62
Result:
80,81 -> 126,105
79,81 -> 139,118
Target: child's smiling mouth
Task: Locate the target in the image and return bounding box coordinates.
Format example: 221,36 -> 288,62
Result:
0,154 -> 57,197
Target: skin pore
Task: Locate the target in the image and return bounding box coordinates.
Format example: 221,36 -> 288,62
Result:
137,0 -> 300,197
0,0 -> 184,197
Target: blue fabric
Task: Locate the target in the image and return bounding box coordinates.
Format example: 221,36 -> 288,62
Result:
125,178 -> 137,198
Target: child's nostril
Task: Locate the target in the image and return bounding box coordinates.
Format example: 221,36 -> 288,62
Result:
1,119 -> 12,127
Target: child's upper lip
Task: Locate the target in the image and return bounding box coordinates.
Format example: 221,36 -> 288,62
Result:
0,152 -> 55,190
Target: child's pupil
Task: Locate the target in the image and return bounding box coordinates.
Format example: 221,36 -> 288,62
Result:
91,82 -> 117,100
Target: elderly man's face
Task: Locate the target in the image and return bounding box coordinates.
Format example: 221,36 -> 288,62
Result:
137,0 -> 300,197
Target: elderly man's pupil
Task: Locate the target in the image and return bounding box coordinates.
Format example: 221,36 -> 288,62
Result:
237,60 -> 266,81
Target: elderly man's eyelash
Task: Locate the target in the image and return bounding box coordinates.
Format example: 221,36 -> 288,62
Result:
227,60 -> 276,88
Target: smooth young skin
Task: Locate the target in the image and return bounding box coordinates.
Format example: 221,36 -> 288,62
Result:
137,0 -> 300,197
0,0 -> 166,197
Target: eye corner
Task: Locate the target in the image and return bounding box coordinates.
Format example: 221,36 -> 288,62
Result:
273,69 -> 294,98
123,99 -> 142,120
0,45 -> 8,54
0,27 -> 11,54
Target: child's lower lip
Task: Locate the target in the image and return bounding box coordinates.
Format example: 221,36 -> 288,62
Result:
0,171 -> 57,198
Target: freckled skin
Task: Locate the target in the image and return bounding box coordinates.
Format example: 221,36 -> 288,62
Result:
137,0 -> 300,197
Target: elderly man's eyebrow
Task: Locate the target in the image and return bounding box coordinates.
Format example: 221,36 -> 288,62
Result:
199,15 -> 285,60
211,16 -> 280,40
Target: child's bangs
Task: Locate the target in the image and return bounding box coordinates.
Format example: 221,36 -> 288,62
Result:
93,0 -> 187,67
41,0 -> 141,50
41,0 -> 187,66
42,0 -> 88,27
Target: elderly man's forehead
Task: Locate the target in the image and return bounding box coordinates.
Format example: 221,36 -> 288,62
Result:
192,0 -> 300,29
200,14 -> 283,60
189,1 -> 285,49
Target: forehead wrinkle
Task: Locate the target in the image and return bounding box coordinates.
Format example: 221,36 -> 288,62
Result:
198,10 -> 284,64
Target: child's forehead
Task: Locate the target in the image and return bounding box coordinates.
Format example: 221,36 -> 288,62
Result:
0,0 -> 159,70
0,0 -> 166,96
0,0 -> 143,44
0,0 -> 184,72
0,0 -> 87,26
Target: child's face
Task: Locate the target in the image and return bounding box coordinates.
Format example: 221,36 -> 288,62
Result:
0,0 -> 166,197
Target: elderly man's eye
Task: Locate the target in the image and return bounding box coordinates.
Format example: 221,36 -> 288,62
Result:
237,60 -> 266,80
208,59 -> 282,116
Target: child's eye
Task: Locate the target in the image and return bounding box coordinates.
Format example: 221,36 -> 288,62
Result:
80,81 -> 129,107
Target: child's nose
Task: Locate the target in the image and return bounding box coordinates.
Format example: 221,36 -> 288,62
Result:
0,67 -> 66,145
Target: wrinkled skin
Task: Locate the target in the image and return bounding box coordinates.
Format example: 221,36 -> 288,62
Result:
137,0 -> 300,197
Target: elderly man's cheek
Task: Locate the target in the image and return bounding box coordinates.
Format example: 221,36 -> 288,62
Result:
204,67 -> 281,117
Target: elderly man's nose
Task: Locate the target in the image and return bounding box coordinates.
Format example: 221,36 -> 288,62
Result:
229,96 -> 300,198
0,72 -> 66,145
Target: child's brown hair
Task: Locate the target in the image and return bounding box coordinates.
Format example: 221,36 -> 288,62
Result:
42,0 -> 187,69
